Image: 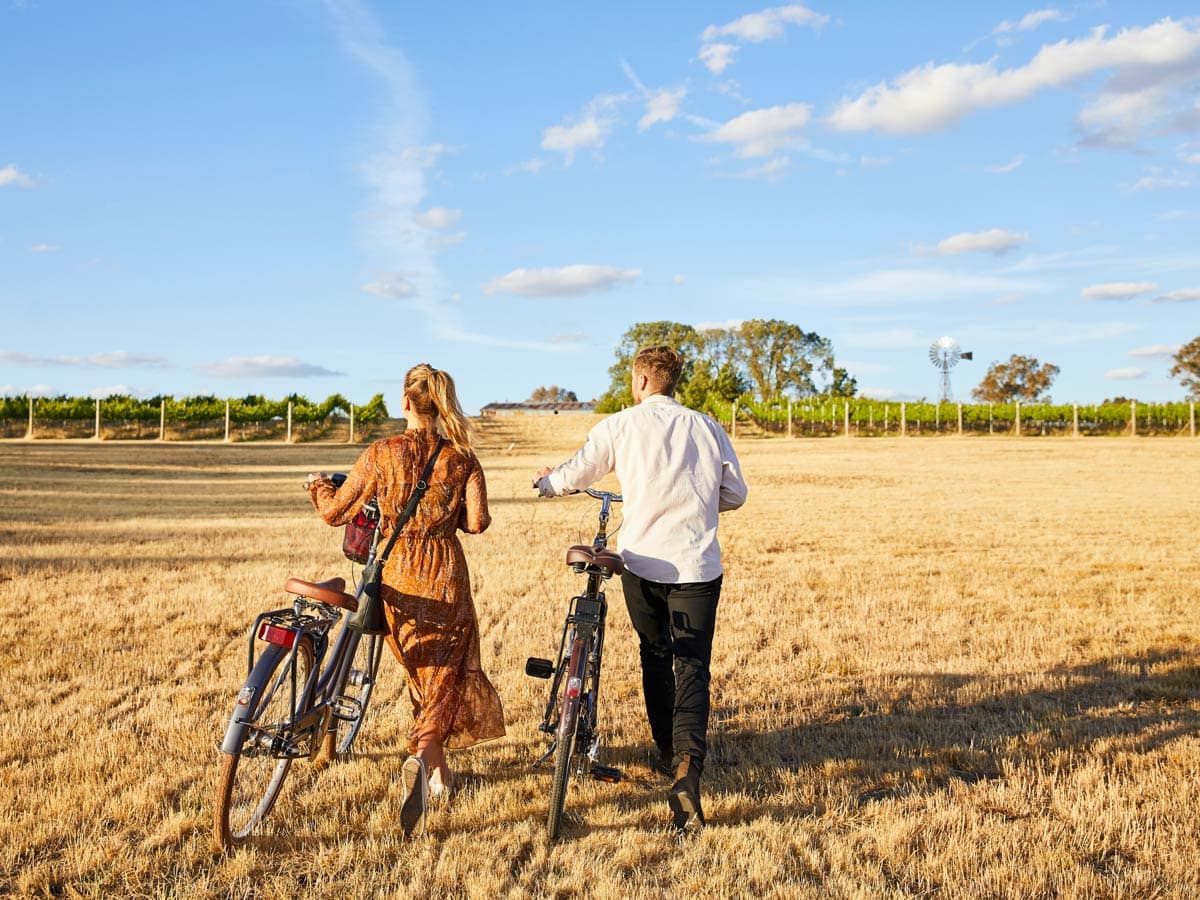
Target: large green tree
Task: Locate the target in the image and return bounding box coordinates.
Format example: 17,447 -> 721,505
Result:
732,319 -> 834,400
1170,336 -> 1200,399
971,355 -> 1059,403
595,321 -> 701,411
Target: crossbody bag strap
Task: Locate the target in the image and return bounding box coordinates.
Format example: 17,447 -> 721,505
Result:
376,436 -> 446,565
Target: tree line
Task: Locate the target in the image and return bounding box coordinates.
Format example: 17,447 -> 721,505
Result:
0,393 -> 390,423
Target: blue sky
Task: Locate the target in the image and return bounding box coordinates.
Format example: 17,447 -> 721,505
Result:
3,1 -> 1199,411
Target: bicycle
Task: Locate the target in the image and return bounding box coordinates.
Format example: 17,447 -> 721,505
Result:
525,488 -> 624,841
212,475 -> 386,852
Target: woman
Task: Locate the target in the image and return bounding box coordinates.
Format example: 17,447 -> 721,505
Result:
303,364 -> 505,836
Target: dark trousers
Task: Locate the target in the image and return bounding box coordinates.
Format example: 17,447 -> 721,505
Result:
621,572 -> 722,772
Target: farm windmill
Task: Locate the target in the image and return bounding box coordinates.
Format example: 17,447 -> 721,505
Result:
929,336 -> 973,402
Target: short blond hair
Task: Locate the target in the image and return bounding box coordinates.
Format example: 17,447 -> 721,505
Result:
633,345 -> 684,396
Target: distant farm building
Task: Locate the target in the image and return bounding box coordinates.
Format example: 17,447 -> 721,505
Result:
480,401 -> 596,417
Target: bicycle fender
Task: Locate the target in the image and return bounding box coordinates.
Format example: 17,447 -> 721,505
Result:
219,643 -> 289,755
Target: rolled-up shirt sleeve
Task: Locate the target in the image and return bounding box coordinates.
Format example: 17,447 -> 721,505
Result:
541,421 -> 617,496
713,424 -> 748,512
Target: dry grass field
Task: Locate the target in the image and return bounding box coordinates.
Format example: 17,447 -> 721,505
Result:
2,417 -> 1198,898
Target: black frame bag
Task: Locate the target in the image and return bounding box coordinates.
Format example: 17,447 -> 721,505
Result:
346,438 -> 445,635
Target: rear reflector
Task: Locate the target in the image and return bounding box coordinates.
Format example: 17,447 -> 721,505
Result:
258,622 -> 297,648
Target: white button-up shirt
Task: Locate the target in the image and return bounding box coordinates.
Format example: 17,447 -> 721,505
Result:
538,394 -> 748,584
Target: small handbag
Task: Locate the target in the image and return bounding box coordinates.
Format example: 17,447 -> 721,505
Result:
342,502 -> 380,564
346,438 -> 445,635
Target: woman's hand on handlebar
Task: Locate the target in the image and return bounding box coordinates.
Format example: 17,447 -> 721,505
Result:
302,472 -> 329,491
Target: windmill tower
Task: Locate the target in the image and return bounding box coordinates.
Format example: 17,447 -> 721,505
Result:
929,336 -> 973,402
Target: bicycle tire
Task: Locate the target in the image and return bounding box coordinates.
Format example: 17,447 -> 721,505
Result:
213,636 -> 315,851
323,631 -> 385,757
547,635 -> 587,841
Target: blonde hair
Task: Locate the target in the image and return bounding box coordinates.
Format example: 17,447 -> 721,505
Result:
404,363 -> 473,454
633,345 -> 685,396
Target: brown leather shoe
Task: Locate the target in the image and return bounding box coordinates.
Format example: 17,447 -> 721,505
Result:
667,755 -> 704,835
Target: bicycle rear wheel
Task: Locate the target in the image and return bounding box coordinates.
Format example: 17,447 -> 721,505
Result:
547,635 -> 587,841
213,637 -> 314,851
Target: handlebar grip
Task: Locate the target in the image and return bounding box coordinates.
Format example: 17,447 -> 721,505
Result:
330,473 -> 348,489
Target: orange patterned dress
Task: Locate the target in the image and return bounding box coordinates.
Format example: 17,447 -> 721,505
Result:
308,428 -> 505,754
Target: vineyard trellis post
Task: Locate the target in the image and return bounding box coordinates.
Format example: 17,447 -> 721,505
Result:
349,404 -> 355,443
900,402 -> 906,437
988,403 -> 993,435
27,397 -> 34,440
787,398 -> 792,439
843,401 -> 850,437
224,401 -> 231,443
1192,402 -> 1196,438
1015,401 -> 1021,437
1131,400 -> 1137,437
159,399 -> 165,441
957,403 -> 963,436
286,401 -> 293,443
1073,404 -> 1079,437
884,403 -> 888,434
93,399 -> 100,440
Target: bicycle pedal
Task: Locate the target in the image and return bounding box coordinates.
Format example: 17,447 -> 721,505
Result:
525,657 -> 553,679
331,696 -> 363,721
591,765 -> 621,784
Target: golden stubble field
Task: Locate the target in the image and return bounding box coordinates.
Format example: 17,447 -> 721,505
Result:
1,415 -> 1198,899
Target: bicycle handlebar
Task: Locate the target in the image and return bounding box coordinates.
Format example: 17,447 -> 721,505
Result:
584,488 -> 622,503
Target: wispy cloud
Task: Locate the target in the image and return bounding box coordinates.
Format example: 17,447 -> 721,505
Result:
1105,367 -> 1146,379
541,94 -> 627,164
0,164 -> 34,188
0,350 -> 168,368
503,158 -> 547,176
620,59 -> 686,131
1080,281 -> 1159,301
485,265 -> 640,298
828,18 -> 1200,137
362,273 -> 418,299
993,9 -> 1070,37
750,267 -> 1045,306
1150,287 -> 1200,303
197,356 -> 344,378
414,207 -> 461,229
30,243 -> 58,253
1128,343 -> 1181,357
985,154 -> 1026,173
922,228 -> 1030,256
698,4 -> 829,73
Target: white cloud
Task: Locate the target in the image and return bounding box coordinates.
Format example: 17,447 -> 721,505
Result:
25,384 -> 55,398
414,207 -> 461,229
504,158 -> 547,176
549,331 -> 587,345
859,155 -> 892,168
828,18 -> 1200,136
197,357 -> 344,378
90,385 -> 149,399
0,164 -> 34,188
398,143 -> 462,168
739,156 -> 791,181
0,350 -> 168,368
484,265 -> 640,298
699,43 -> 738,75
695,319 -> 744,331
1128,343 -> 1181,357
697,103 -> 812,157
701,5 -> 829,43
1150,288 -> 1200,303
672,274 -> 687,286
985,154 -> 1026,173
994,9 -> 1070,36
1129,167 -> 1194,191
430,231 -> 466,249
754,267 -> 1045,306
928,228 -> 1030,256
994,292 -> 1027,305
1105,367 -> 1147,379
639,87 -> 687,131
541,94 -> 625,164
362,273 -> 418,299
1080,281 -> 1159,300
30,243 -> 58,253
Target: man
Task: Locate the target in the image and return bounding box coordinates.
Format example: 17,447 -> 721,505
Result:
533,344 -> 748,834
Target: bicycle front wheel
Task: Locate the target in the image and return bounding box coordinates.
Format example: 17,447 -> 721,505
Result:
547,635 -> 587,841
213,637 -> 315,851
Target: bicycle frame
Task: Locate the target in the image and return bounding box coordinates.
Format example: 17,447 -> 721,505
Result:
527,489 -> 624,839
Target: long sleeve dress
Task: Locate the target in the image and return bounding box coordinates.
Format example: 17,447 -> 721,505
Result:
307,428 -> 505,754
